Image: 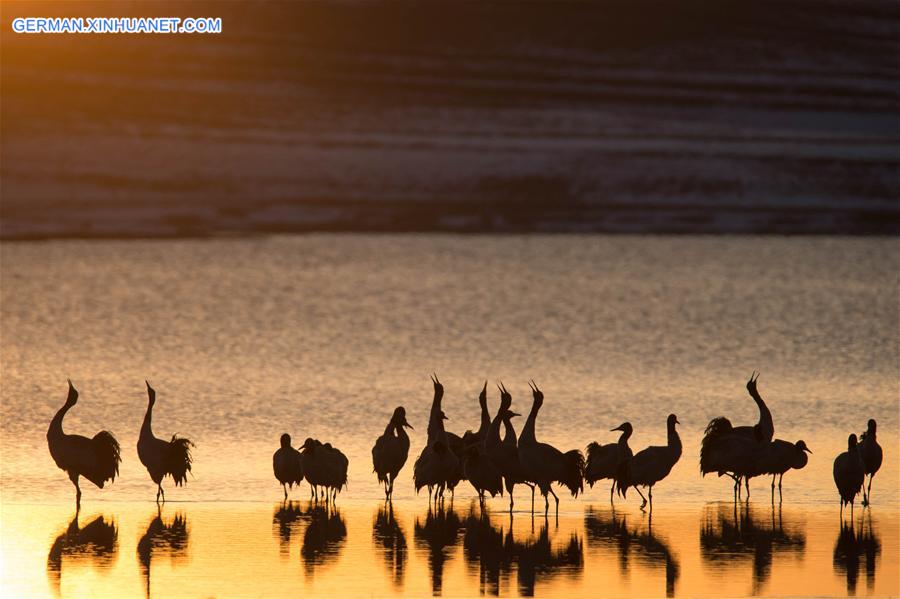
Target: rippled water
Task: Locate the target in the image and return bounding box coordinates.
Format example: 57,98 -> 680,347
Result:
1,235 -> 898,596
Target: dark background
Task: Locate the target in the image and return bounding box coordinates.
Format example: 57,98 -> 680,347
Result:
2,0 -> 899,237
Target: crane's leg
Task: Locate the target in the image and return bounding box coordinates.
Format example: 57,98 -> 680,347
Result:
549,486 -> 560,517
648,486 -> 653,513
744,477 -> 750,500
610,481 -> 615,503
544,490 -> 550,517
778,473 -> 784,501
283,483 -> 288,501
635,487 -> 647,510
864,474 -> 873,507
531,485 -> 535,514
69,472 -> 81,511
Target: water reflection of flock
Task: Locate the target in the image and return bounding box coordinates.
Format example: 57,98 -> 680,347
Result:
585,507 -> 679,597
700,503 -> 805,595
44,503 -> 885,597
271,501 -> 348,578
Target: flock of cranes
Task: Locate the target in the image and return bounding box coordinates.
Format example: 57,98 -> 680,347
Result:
47,374 -> 884,515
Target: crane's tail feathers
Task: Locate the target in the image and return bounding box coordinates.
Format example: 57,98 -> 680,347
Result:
700,417 -> 733,474
89,431 -> 121,487
167,435 -> 195,486
559,450 -> 585,497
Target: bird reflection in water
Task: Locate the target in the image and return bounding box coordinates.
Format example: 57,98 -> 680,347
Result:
373,503 -> 408,590
585,507 -> 677,597
137,507 -> 189,599
462,508 -> 513,595
301,502 -> 347,578
414,505 -> 463,595
46,511 -> 118,596
632,514 -> 679,598
584,506 -> 632,575
701,503 -> 805,595
459,508 -> 583,597
833,513 -> 880,596
272,501 -> 306,558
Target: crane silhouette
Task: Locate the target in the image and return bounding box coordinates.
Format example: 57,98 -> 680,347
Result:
699,372 -> 775,499
833,434 -> 865,517
618,414 -> 682,511
301,438 -> 348,503
700,417 -> 763,500
517,381 -> 584,517
462,386 -> 504,508
859,419 -> 882,507
755,439 -> 811,501
372,406 -> 414,501
273,433 -> 304,500
414,397 -> 460,506
585,422 -> 634,502
486,382 -> 535,512
138,382 -> 194,503
47,380 -> 121,510
423,374 -> 465,497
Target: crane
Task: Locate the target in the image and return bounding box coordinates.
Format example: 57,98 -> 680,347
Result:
47,380 -> 121,510
138,382 -> 194,503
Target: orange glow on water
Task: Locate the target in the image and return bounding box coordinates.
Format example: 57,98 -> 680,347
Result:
2,500 -> 896,598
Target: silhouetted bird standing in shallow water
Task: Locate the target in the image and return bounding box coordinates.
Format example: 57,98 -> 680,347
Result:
585,422 -> 633,503
372,406 -> 414,501
859,419 -> 882,507
138,382 -> 194,503
273,433 -> 304,500
301,438 -> 348,503
47,380 -> 121,510
833,434 -> 865,517
755,439 -> 811,501
517,381 -> 584,517
618,414 -> 681,512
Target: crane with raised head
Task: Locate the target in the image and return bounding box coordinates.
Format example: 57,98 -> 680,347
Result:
138,382 -> 194,503
517,381 -> 584,517
47,380 -> 122,510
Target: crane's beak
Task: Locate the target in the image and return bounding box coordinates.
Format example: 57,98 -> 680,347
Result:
610,424 -> 624,432
803,446 -> 812,454
403,419 -> 414,430
509,412 -> 521,418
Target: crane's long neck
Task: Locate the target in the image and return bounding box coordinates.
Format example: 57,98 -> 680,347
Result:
752,395 -> 774,441
502,415 -> 518,445
426,394 -> 442,443
618,428 -> 632,448
48,402 -> 71,439
383,417 -> 396,437
667,422 -> 682,459
396,422 -> 410,445
520,400 -> 539,444
141,401 -> 154,439
477,398 -> 491,438
486,410 -> 503,448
